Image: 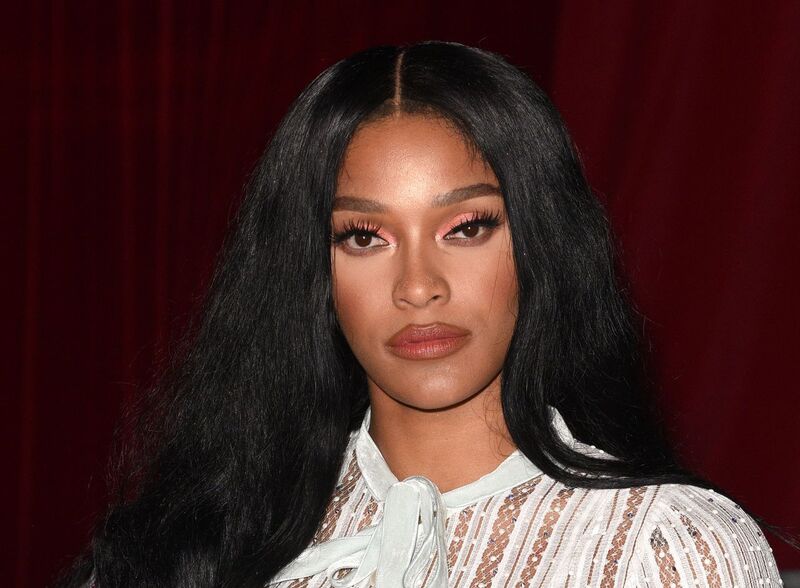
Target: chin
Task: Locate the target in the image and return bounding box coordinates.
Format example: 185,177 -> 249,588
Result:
384,381 -> 486,412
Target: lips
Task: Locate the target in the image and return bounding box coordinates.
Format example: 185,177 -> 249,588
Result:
386,323 -> 471,360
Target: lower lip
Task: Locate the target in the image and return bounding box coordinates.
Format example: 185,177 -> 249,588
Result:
387,335 -> 469,360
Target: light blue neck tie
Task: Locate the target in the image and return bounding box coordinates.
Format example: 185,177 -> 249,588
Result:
274,475 -> 449,587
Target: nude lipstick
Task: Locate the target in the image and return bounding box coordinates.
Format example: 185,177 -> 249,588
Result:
386,323 -> 471,360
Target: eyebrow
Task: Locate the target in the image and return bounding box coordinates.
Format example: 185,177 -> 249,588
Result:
332,182 -> 502,213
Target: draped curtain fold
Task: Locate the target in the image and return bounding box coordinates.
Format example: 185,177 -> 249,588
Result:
5,1 -> 798,585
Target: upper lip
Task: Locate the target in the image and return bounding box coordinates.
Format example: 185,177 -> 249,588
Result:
386,323 -> 471,346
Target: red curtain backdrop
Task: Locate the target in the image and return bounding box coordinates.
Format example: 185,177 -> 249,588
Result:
5,2 -> 799,586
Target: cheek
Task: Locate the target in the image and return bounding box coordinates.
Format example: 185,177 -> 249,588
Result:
496,253 -> 519,317
331,254 -> 384,339
454,243 -> 518,322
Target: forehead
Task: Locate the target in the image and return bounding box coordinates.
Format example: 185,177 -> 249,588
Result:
336,115 -> 497,205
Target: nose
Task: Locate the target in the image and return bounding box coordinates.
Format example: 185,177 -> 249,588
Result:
392,245 -> 450,309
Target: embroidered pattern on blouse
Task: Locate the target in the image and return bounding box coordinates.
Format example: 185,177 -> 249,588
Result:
312,454 -> 361,545
269,485 -> 782,588
650,526 -> 683,587
448,506 -> 475,572
357,497 -> 379,531
518,487 -> 575,585
585,489 -> 620,585
709,527 -> 736,584
599,486 -> 646,587
470,477 -> 542,587
680,512 -> 722,587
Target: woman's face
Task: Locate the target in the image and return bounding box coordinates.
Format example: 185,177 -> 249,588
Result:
331,114 -> 518,410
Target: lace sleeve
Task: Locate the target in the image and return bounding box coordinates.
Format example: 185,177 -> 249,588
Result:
625,485 -> 782,587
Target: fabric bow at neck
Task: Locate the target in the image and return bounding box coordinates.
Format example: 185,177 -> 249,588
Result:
273,475 -> 449,588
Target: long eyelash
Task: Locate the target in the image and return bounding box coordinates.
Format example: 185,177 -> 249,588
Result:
447,210 -> 503,235
331,219 -> 383,244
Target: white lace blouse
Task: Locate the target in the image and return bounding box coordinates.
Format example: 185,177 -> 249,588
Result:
269,407 -> 781,587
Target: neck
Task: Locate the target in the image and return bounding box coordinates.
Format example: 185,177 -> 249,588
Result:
366,376 -> 517,493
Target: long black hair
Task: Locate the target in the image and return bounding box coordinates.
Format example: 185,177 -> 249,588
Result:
60,41 -> 789,588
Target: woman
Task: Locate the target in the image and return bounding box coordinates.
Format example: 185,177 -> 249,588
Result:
64,42 -> 785,587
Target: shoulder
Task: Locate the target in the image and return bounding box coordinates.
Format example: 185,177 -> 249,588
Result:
622,483 -> 781,587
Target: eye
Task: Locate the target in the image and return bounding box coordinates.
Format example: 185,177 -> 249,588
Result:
331,219 -> 389,252
443,210 -> 503,241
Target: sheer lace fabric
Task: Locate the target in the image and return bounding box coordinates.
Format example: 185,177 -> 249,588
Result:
269,408 -> 781,587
